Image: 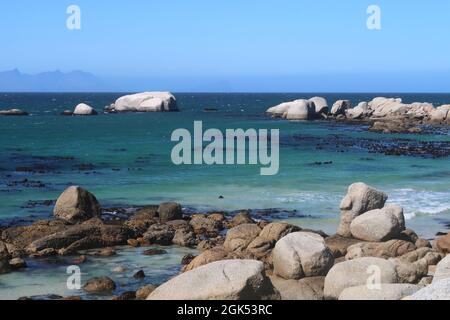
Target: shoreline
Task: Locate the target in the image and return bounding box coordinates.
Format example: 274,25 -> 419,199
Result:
1,183 -> 450,300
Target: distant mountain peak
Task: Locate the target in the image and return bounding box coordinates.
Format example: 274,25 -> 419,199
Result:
0,69 -> 105,92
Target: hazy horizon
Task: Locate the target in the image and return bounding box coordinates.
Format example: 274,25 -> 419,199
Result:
2,1 -> 450,92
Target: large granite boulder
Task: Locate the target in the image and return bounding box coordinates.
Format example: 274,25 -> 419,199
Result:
110,92 -> 178,112
324,257 -> 398,299
148,260 -> 279,300
349,206 -> 405,242
53,186 -> 101,223
345,240 -> 416,260
337,183 -> 388,237
73,103 -> 97,115
273,232 -> 334,280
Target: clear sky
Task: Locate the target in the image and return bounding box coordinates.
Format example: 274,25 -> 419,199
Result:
1,0 -> 450,91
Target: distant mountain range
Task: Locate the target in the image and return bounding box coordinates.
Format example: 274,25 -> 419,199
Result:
0,69 -> 106,92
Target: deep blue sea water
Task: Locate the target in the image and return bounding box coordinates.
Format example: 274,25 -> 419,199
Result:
0,92 -> 449,299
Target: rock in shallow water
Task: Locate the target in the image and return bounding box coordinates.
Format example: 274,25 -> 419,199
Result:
109,92 -> 178,112
53,186 -> 101,223
83,276 -> 116,293
349,207 -> 405,242
148,260 -> 279,300
73,103 -> 97,115
324,257 -> 398,300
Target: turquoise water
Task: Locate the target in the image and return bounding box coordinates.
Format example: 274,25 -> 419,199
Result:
0,93 -> 449,299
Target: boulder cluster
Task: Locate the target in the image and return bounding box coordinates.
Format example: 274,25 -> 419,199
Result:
266,96 -> 450,133
1,183 -> 450,300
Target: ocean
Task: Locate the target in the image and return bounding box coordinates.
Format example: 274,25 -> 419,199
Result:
0,92 -> 449,299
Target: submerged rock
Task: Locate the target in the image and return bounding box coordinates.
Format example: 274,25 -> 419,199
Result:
349,206 -> 405,242
148,260 -> 279,300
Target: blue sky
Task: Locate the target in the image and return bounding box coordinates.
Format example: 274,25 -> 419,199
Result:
1,0 -> 450,91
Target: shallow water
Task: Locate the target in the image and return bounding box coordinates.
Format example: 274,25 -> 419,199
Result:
0,93 -> 449,298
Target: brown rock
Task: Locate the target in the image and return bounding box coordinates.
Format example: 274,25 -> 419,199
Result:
112,291 -> 136,300
259,222 -> 301,242
136,285 -> 157,299
172,228 -> 196,247
223,224 -> 261,252
189,215 -> 221,235
436,233 -> 450,254
158,202 -> 182,222
142,248 -> 167,256
83,276 -> 116,293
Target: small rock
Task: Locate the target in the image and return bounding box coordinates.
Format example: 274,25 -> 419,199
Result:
127,239 -> 140,247
112,291 -> 136,300
136,285 -> 157,300
9,258 -> 27,270
83,276 -> 116,293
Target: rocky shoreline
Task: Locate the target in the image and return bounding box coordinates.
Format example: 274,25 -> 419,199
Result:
266,96 -> 450,134
1,183 -> 450,300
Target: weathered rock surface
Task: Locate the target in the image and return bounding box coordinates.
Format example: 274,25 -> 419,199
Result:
109,92 -> 178,112
325,235 -> 363,258
270,275 -> 325,300
411,278 -> 450,300
148,260 -> 279,300
53,186 -> 101,223
142,223 -> 175,245
73,103 -> 97,115
436,233 -> 450,254
83,276 -> 116,293
345,240 -> 416,260
223,224 -> 261,252
349,207 -> 405,242
432,254 -> 450,283
273,232 -> 334,280
324,257 -> 398,299
338,182 -> 388,237
0,109 -> 29,116
157,202 -> 182,222
184,247 -> 229,272
339,284 -> 420,300
331,100 -> 351,116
